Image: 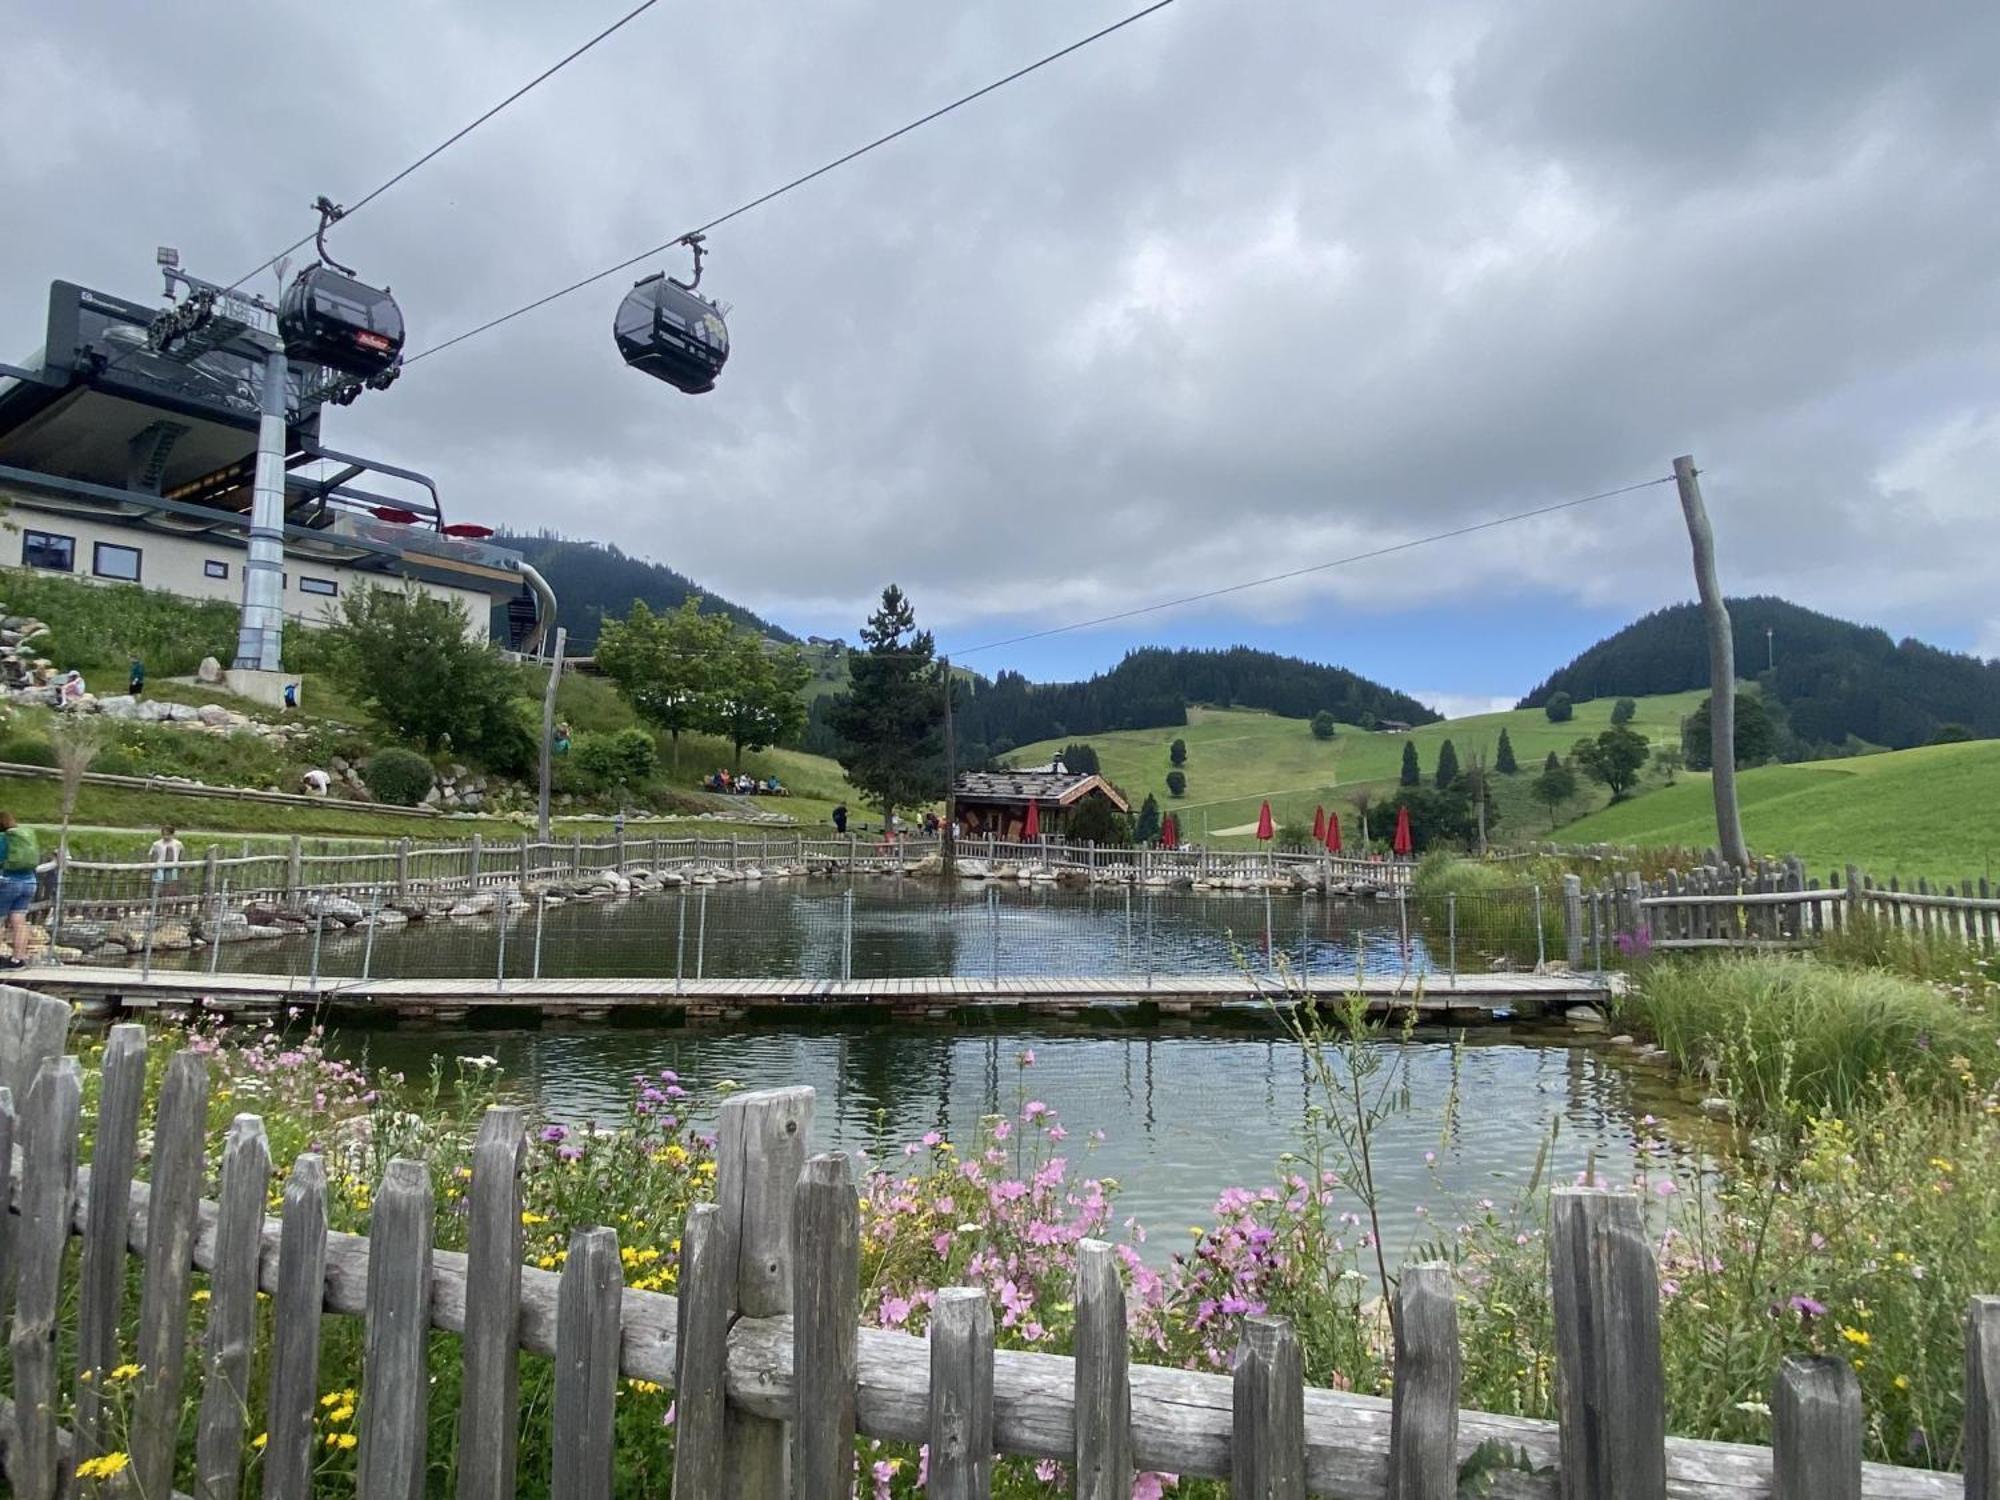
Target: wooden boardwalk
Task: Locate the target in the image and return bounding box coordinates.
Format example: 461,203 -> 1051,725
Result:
17,964 -> 1609,1023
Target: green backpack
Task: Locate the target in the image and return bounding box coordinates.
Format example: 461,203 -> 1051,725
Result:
3,825 -> 39,874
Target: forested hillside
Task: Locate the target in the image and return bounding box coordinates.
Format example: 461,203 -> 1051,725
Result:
802,645 -> 1437,763
492,532 -> 794,650
1521,597 -> 2000,751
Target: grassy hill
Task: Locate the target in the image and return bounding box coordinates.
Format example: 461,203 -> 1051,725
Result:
1011,691 -> 1708,847
1555,739 -> 2000,879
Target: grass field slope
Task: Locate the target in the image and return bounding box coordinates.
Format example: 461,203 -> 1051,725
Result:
1012,691 -> 1708,847
1557,739 -> 2000,879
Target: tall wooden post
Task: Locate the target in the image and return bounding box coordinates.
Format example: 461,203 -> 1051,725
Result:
940,656 -> 957,878
1674,456 -> 1750,868
537,626 -> 568,844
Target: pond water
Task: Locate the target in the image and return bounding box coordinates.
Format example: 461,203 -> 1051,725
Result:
335,1018 -> 1698,1258
178,876 -> 1537,983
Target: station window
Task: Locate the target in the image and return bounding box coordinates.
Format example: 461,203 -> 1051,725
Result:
299,576 -> 338,597
20,530 -> 74,572
93,542 -> 143,582
204,559 -> 230,580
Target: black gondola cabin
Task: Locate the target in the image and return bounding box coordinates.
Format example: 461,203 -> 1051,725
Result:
278,266 -> 405,379
615,273 -> 729,394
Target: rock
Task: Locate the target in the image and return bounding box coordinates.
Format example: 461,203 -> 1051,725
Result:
1699,1096 -> 1733,1119
305,894 -> 365,925
197,655 -> 225,684
370,909 -> 409,928
196,704 -> 234,727
165,702 -> 198,722
331,756 -> 350,773
96,694 -> 138,716
57,919 -> 110,953
447,892 -> 497,918
1565,1005 -> 1608,1030
423,786 -> 442,807
1608,1033 -> 1637,1046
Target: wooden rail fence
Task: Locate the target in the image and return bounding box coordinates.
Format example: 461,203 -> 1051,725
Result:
0,987 -> 1983,1498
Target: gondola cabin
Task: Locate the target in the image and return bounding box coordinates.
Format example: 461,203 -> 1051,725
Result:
278,266 -> 405,379
614,273 -> 729,394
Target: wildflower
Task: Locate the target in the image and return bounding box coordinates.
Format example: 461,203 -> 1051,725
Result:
1788,1295 -> 1828,1319
628,1379 -> 664,1395
76,1453 -> 131,1481
325,1432 -> 358,1451
329,1404 -> 356,1424
109,1363 -> 142,1381
1840,1326 -> 1870,1348
252,1433 -> 269,1451
1733,1401 -> 1771,1418
521,1211 -> 547,1226
1894,1375 -> 1911,1391
192,1288 -> 212,1302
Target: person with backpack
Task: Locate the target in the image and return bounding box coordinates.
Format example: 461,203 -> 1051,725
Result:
0,812 -> 40,968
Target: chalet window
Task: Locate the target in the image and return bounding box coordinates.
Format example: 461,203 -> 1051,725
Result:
299,576 -> 338,597
92,542 -> 142,582
204,559 -> 230,579
21,530 -> 74,572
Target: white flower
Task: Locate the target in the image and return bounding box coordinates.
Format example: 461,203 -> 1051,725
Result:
1734,1401 -> 1771,1417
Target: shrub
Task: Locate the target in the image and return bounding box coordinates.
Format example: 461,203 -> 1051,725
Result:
1164,769 -> 1186,798
364,747 -> 435,806
573,727 -> 658,793
0,731 -> 56,768
1169,738 -> 1187,767
1065,795 -> 1130,846
1544,692 -> 1573,723
1310,710 -> 1336,741
1611,697 -> 1637,726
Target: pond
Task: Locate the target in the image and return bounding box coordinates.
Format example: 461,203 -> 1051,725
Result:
335,1017 -> 1699,1258
172,875 -> 1544,983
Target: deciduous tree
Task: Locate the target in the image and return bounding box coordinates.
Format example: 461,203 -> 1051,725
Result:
595,597 -> 731,773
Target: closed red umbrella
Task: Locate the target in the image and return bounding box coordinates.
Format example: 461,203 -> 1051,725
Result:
1022,799 -> 1040,839
1392,804 -> 1414,856
1324,811 -> 1342,853
1255,800 -> 1275,842
1161,814 -> 1178,850
1312,805 -> 1326,841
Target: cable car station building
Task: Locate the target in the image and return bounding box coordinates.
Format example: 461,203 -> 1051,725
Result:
952,769 -> 1131,840
0,278 -> 552,692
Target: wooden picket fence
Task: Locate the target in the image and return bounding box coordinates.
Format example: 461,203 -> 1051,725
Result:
1565,857 -> 2000,964
0,992 -> 1990,1497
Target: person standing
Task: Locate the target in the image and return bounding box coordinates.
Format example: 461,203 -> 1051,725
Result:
0,812 -> 40,968
129,658 -> 145,697
149,825 -> 185,896
832,803 -> 848,835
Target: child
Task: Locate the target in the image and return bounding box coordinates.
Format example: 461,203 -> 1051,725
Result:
0,812 -> 40,968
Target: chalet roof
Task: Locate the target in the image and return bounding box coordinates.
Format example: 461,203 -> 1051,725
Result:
954,769 -> 1131,814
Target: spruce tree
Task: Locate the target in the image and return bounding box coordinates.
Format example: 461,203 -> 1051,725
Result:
1400,740 -> 1421,787
1495,727 -> 1518,775
1434,738 -> 1459,790
827,585 -> 945,832
1544,749 -> 1562,772
1135,793 -> 1161,844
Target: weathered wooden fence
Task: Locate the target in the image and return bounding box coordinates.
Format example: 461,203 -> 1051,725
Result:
1561,858 -> 2000,967
0,989 -> 1984,1498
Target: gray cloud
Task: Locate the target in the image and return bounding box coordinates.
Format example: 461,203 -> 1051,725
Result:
5,0 -> 1996,662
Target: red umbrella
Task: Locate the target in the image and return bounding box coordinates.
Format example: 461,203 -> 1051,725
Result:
1392,804 -> 1414,856
1324,811 -> 1342,854
1255,800 -> 1275,842
441,522 -> 495,539
1022,799 -> 1040,839
370,505 -> 420,524
1161,815 -> 1178,850
1311,805 -> 1326,841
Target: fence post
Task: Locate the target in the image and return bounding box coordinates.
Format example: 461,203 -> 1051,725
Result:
469,832 -> 483,891
717,1087 -> 816,1495
1967,1297 -> 2000,1500
1124,885 -> 1135,976
1232,1316 -> 1306,1498
130,1052 -> 212,1500
1550,1187 -> 1666,1499
696,886 -> 709,981
676,886 -> 688,995
793,1153 -> 860,1498
12,1057 -> 82,1500
361,883 -> 383,983
1772,1355 -> 1861,1500
286,833 -> 303,903
989,886 -> 1000,986
208,878 -> 230,975
395,836 -> 411,901
674,1205 -> 729,1499
1562,874 -> 1583,967
75,1024 -> 146,1456
309,901 -> 325,990
552,1227 -> 624,1500
496,890 -> 510,993
1447,892 -> 1457,987
841,888 -> 854,983
202,843 -> 220,907
1534,884 -> 1547,969
571,831 -> 584,877
459,1106 -> 528,1500
1388,1263 -> 1460,1500
195,1114 -> 273,1500
358,1160 -> 435,1500
141,868 -> 163,980
1074,1240 -> 1132,1499
532,888 -> 547,980
929,1288 -> 996,1499
264,1155 -> 329,1500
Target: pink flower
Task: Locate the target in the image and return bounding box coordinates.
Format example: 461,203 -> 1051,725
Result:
1133,1472 -> 1178,1499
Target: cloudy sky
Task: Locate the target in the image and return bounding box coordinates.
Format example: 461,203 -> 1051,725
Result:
6,0 -> 1997,712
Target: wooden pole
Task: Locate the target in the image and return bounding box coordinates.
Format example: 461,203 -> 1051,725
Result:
538,626 -> 568,844
941,656 -> 957,878
1673,456 -> 1749,868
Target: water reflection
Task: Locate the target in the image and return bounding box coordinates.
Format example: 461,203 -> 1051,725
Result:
336,1019 -> 1695,1257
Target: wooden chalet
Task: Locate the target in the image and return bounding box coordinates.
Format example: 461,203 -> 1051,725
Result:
952,769 -> 1130,839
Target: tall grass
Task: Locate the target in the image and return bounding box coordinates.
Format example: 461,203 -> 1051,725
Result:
1622,954 -> 1995,1117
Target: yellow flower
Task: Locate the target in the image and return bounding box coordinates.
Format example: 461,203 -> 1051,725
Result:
1894,1375 -> 1911,1391
252,1433 -> 269,1451
192,1289 -> 212,1303
1840,1326 -> 1870,1348
109,1363 -> 142,1382
522,1211 -> 548,1226
627,1379 -> 663,1394
1930,1157 -> 1956,1174
326,1432 -> 359,1451
75,1452 -> 131,1481
329,1404 -> 356,1424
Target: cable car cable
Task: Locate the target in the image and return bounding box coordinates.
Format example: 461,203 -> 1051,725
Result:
225,0 -> 674,293
940,475 -> 1678,658
403,0 -> 1183,369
